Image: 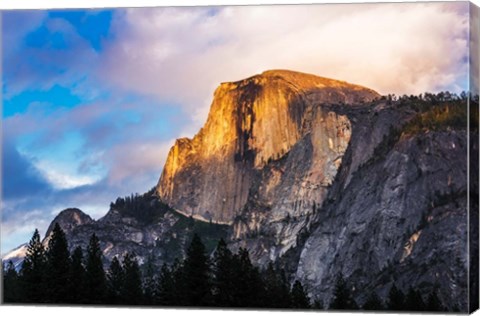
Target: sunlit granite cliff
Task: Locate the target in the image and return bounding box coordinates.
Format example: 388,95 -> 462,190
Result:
157,69 -> 379,224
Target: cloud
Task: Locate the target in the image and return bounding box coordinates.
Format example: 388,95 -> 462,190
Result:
32,160 -> 101,190
2,138 -> 52,199
2,12 -> 101,99
470,3 -> 479,96
2,11 -> 46,59
99,2 -> 469,126
102,140 -> 173,184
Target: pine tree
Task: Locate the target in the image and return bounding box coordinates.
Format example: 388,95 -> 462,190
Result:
312,297 -> 324,309
212,238 -> 234,306
84,233 -> 106,304
290,280 -> 311,309
262,262 -> 291,308
363,291 -> 384,310
142,254 -> 157,305
426,289 -> 444,311
387,284 -> 405,311
20,229 -> 47,303
3,261 -> 20,303
183,234 -> 212,306
405,287 -> 426,311
106,256 -> 124,304
232,248 -> 264,307
45,223 -> 71,303
330,274 -> 357,310
170,258 -> 187,305
157,263 -> 176,305
121,253 -> 143,305
68,246 -> 85,304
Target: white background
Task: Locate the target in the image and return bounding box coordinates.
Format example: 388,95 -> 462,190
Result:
0,0 -> 479,316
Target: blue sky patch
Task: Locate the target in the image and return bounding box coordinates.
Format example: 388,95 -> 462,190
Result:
48,10 -> 113,51
25,25 -> 68,49
3,85 -> 82,117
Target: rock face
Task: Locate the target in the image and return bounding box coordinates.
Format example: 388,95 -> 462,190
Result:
295,119 -> 469,309
157,69 -> 379,224
45,208 -> 94,238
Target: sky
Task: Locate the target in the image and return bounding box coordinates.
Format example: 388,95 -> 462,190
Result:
1,2 -> 472,254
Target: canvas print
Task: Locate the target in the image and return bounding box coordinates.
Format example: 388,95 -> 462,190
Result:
1,1 -> 479,313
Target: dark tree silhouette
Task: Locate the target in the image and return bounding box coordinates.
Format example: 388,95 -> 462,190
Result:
84,233 -> 107,304
182,234 -> 212,306
263,262 -> 291,308
405,287 -> 426,311
106,256 -> 124,304
232,248 -> 264,307
290,280 -> 310,309
157,263 -> 176,305
3,261 -> 20,303
387,284 -> 405,311
121,253 -> 143,305
20,229 -> 47,303
45,223 -> 71,303
212,238 -> 235,306
68,246 -> 86,304
363,291 -> 384,310
312,297 -> 324,309
426,289 -> 444,311
330,274 -> 357,310
142,254 -> 157,305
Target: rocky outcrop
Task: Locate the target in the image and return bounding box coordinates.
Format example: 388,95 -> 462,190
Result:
45,208 -> 94,238
157,70 -> 379,225
3,196 -> 229,269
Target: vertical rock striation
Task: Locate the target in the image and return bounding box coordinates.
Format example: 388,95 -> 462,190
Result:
157,70 -> 379,225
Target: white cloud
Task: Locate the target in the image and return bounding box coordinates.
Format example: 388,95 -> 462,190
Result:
100,2 -> 469,128
103,140 -> 174,185
33,160 -> 102,190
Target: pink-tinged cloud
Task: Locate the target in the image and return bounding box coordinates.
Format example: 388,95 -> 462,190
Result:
471,3 -> 479,95
99,2 -> 469,126
102,140 -> 173,184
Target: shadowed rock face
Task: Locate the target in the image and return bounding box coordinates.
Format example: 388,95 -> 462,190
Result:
157,70 -> 379,224
296,128 -> 469,309
272,98 -> 472,311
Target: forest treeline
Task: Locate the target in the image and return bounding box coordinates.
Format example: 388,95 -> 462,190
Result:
3,224 -> 448,311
